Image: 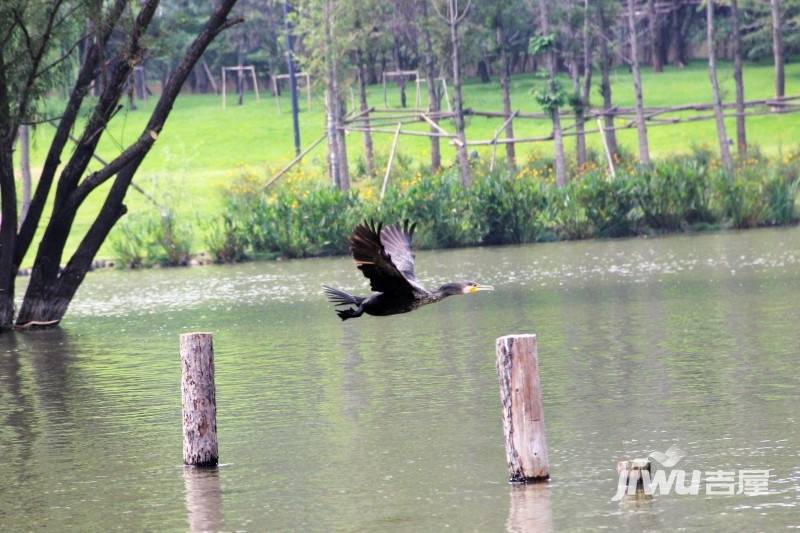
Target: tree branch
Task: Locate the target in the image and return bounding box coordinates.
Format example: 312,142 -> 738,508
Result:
13,0 -> 129,267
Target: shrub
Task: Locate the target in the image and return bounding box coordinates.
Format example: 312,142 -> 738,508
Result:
110,207 -> 193,268
473,173 -> 548,244
574,171 -> 638,237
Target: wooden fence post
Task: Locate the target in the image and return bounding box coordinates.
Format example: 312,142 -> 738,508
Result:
496,334 -> 549,483
181,332 -> 218,467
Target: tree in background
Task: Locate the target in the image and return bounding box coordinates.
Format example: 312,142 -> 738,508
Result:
771,0 -> 785,99
626,0 -> 651,166
436,0 -> 473,186
707,0 -> 733,172
0,0 -> 240,329
530,0 -> 567,186
731,0 -> 747,155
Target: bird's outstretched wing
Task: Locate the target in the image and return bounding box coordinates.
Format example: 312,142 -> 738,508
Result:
380,220 -> 418,281
350,220 -> 422,295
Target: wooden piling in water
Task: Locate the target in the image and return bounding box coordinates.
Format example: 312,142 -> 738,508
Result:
616,458 -> 653,496
181,332 -> 218,467
496,334 -> 550,483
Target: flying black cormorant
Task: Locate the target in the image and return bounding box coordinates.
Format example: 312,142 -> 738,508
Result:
324,220 -> 493,320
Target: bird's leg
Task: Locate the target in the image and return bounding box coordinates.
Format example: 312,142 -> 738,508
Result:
336,303 -> 365,321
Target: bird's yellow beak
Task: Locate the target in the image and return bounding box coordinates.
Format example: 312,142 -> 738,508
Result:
466,284 -> 494,294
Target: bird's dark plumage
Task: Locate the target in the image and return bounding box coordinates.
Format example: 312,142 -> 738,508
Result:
324,220 -> 493,320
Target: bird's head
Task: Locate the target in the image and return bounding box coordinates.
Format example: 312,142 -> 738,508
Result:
437,280 -> 495,297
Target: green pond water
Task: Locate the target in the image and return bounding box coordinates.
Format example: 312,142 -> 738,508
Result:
1,227 -> 799,531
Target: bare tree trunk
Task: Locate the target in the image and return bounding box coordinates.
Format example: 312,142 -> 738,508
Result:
570,62 -> 586,167
392,37 -> 407,108
323,0 -> 350,190
356,48 -> 375,176
447,0 -> 472,186
323,0 -> 343,188
496,23 -> 515,169
627,0 -> 651,166
19,125 -> 32,225
236,38 -> 245,106
539,0 -> 566,186
581,0 -> 593,161
770,0 -> 785,99
647,0 -> 663,72
731,0 -> 747,155
599,21 -> 618,159
336,96 -> 350,190
421,2 -> 441,172
707,0 -> 732,172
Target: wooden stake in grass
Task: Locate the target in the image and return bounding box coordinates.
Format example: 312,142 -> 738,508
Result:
381,122 -> 402,200
181,332 -> 218,467
496,334 -> 549,483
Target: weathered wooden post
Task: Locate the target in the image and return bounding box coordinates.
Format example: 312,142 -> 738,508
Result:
496,334 -> 549,483
616,458 -> 653,497
181,332 -> 218,467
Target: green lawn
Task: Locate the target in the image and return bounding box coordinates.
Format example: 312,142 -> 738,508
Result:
18,59 -> 800,265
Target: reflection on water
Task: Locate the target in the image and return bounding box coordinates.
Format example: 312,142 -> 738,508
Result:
1,227 -> 799,530
506,484 -> 553,533
183,467 -> 223,532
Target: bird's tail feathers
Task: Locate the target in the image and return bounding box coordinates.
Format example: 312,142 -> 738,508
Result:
323,286 -> 364,307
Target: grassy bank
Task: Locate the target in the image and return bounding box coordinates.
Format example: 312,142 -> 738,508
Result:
109,147 -> 800,268
19,59 -> 800,265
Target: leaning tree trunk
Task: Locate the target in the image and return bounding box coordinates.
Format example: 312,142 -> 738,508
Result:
627,0 -> 651,166
421,1 -> 441,172
14,0 -> 240,327
707,0 -> 733,172
356,48 -> 375,176
770,0 -> 785,99
731,0 -> 747,155
497,24 -> 515,169
539,0 -> 566,187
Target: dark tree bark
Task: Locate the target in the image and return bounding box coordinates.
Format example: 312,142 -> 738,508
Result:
647,0 -> 663,72
771,0 -> 785,99
13,0 -> 242,327
731,0 -> 747,155
670,2 -> 689,68
477,58 -> 491,83
421,1 -> 441,172
707,0 -> 733,172
496,22 -> 515,169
